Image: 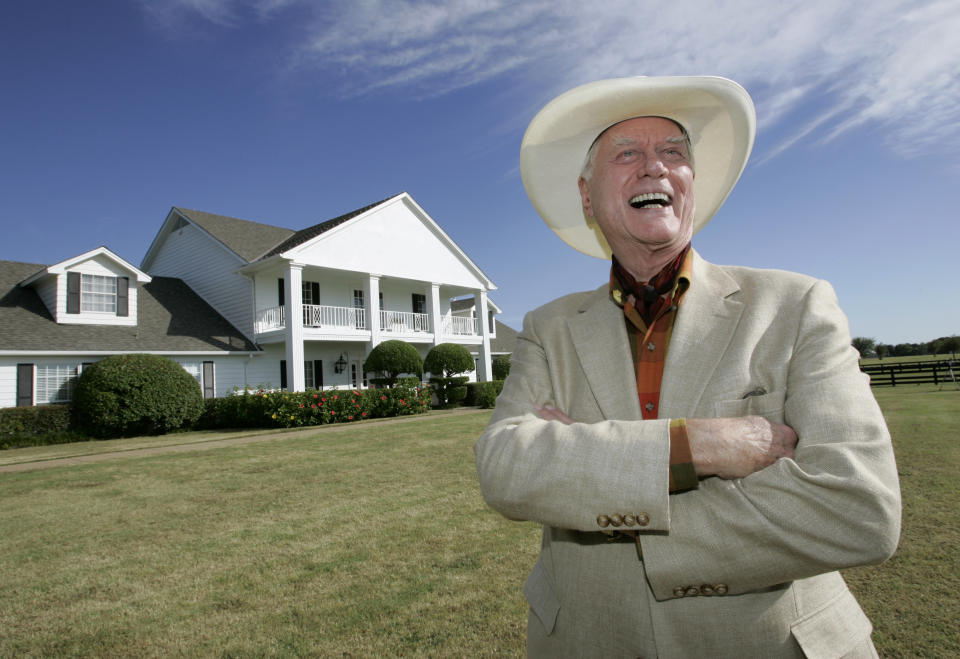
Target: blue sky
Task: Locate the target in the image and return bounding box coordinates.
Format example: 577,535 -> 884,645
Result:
2,0 -> 958,345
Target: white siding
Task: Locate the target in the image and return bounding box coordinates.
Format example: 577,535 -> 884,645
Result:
0,361 -> 17,408
147,223 -> 254,338
34,277 -> 57,318
291,200 -> 488,289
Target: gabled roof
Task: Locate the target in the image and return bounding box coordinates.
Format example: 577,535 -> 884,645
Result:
172,208 -> 296,263
260,194 -> 400,259
19,246 -> 151,287
0,260 -> 257,353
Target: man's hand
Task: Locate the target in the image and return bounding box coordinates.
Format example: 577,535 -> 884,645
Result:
536,404 -> 575,425
687,416 -> 798,479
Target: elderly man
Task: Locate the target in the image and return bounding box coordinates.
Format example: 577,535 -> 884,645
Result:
475,76 -> 900,658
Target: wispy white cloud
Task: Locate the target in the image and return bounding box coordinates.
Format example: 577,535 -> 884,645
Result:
140,0 -> 960,158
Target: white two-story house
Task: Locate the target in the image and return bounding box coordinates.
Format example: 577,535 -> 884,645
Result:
141,192 -> 498,392
0,193 -> 500,408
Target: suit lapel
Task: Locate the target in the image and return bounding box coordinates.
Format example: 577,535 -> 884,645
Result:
660,251 -> 744,418
567,285 -> 643,421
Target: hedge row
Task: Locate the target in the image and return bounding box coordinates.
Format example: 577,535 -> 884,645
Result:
197,384 -> 431,430
0,404 -> 83,450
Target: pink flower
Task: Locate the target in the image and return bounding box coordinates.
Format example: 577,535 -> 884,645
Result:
299,404 -> 304,408
313,394 -> 318,399
348,415 -> 354,420
333,395 -> 338,400
361,412 -> 367,417
381,395 -> 387,401
311,403 -> 317,409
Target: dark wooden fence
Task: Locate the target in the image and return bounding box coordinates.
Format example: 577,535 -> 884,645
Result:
860,359 -> 960,386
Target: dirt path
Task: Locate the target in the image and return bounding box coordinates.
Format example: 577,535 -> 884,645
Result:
0,407 -> 490,474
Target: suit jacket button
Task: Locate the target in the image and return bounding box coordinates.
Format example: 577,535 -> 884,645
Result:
685,586 -> 700,597
700,584 -> 715,596
715,584 -> 728,595
596,514 -> 611,528
635,512 -> 650,527
673,587 -> 685,598
623,514 -> 636,526
609,514 -> 623,527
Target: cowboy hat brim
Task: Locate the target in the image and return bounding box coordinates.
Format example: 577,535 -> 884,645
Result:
520,75 -> 756,259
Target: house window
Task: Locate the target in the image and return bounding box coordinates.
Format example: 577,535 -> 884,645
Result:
16,364 -> 33,407
302,281 -> 320,305
67,273 -> 128,316
305,359 -> 323,389
35,364 -> 80,404
353,289 -> 364,329
412,293 -> 426,315
81,275 -> 117,312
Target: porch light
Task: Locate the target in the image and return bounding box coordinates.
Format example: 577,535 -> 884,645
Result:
334,353 -> 347,373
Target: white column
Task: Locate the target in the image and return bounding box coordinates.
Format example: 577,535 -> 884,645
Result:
367,274 -> 381,349
284,262 -> 306,391
429,283 -> 442,346
475,289 -> 493,381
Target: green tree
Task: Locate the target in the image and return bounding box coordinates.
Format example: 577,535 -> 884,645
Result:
363,340 -> 423,387
939,336 -> 960,359
875,343 -> 889,360
851,337 -> 876,358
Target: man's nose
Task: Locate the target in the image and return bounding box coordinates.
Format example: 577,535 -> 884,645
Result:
641,155 -> 668,177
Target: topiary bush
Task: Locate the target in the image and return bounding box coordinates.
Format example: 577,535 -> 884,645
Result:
492,354 -> 511,380
73,354 -> 205,438
424,343 -> 474,408
363,340 -> 423,387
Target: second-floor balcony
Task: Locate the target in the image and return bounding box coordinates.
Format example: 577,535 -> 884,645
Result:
255,305 -> 479,339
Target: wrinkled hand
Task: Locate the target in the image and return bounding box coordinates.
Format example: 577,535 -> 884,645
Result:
687,416 -> 798,479
536,404 -> 575,425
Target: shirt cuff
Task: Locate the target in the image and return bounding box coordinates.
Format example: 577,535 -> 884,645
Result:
668,418 -> 699,493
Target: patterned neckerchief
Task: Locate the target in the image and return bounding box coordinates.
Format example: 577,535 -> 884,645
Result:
610,244 -> 691,326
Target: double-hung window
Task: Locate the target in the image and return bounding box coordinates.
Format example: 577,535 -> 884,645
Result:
35,364 -> 80,404
67,272 -> 129,316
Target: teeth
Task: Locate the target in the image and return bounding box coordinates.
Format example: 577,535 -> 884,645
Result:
629,192 -> 671,207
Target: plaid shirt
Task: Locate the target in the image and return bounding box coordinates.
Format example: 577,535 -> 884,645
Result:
610,246 -> 698,493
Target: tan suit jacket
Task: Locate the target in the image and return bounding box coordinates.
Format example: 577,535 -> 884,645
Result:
475,251 -> 901,658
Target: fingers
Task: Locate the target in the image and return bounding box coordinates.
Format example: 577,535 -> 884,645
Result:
536,404 -> 575,425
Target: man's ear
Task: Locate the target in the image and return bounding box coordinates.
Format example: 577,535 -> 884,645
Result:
577,177 -> 593,217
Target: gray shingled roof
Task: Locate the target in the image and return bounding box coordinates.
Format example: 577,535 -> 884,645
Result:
0,261 -> 257,352
260,194 -> 400,259
490,320 -> 518,354
174,208 -> 296,263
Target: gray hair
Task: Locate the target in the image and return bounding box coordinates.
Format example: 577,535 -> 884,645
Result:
579,118 -> 694,181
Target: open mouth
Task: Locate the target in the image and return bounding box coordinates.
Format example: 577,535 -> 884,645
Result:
629,192 -> 671,209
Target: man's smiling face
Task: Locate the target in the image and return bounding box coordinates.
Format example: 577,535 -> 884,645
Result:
577,116 -> 695,264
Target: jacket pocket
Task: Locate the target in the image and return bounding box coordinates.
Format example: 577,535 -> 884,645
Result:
714,389 -> 786,423
523,557 -> 561,636
791,588 -> 873,658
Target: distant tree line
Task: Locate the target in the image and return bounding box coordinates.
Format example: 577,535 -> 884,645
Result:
851,335 -> 959,359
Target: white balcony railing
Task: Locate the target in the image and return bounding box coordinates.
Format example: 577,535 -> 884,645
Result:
380,310 -> 430,333
255,304 -> 366,333
443,315 -> 479,336
303,304 -> 365,329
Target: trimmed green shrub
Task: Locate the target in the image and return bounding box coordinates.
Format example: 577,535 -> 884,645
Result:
73,354 -> 204,438
464,380 -> 504,409
477,380 -> 504,408
492,354 -> 511,380
425,343 -> 474,408
0,404 -> 83,450
364,340 -> 423,387
424,343 -> 475,377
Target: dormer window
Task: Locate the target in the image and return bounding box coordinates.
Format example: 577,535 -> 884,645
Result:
67,272 -> 129,316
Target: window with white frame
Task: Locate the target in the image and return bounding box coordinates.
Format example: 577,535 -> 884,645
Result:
35,364 -> 80,404
81,274 -> 118,313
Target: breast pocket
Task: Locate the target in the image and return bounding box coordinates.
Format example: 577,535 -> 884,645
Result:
714,390 -> 786,423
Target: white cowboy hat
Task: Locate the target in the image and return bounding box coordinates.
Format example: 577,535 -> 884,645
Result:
520,75 -> 756,258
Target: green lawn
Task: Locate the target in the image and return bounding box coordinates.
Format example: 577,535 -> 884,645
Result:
1,390 -> 957,656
